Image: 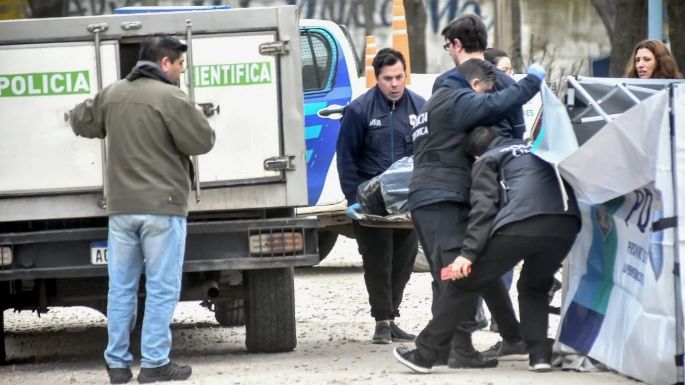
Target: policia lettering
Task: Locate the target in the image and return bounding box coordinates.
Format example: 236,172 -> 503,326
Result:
0,71 -> 90,97
193,62 -> 272,87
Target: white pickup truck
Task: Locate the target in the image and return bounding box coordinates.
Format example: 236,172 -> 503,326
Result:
0,5 -> 319,361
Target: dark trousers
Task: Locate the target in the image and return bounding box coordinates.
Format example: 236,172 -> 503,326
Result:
411,202 -> 521,341
415,215 -> 579,362
352,221 -> 418,321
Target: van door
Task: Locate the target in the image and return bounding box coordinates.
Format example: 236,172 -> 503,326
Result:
300,26 -> 354,206
0,41 -> 117,196
186,33 -> 282,187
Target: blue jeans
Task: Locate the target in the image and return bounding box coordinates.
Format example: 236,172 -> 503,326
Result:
104,214 -> 186,369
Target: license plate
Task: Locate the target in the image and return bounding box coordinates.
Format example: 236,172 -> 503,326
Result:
90,240 -> 108,265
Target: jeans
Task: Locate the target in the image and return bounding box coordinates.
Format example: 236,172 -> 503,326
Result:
104,214 -> 186,369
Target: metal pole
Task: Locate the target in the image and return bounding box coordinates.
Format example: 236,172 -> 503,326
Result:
185,19 -> 201,203
87,23 -> 109,209
648,0 -> 663,40
669,84 -> 684,385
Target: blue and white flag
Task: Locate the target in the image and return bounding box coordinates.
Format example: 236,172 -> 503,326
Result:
531,83 -> 579,209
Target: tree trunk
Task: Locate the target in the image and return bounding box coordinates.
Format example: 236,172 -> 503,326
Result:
667,0 -> 685,74
404,0 -> 426,73
591,0 -> 647,77
510,0 -> 523,72
29,0 -> 65,17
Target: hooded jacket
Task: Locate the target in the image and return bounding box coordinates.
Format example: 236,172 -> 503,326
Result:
408,71 -> 541,210
432,62 -> 526,139
70,61 -> 215,217
461,137 -> 581,261
336,85 -> 425,204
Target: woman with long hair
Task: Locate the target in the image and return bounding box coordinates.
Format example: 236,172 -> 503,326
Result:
624,39 -> 682,79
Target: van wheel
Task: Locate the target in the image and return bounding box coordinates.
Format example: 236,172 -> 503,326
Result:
317,231 -> 338,262
214,298 -> 245,326
245,268 -> 296,353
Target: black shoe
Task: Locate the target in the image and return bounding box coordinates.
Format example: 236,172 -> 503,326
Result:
447,349 -> 498,369
393,346 -> 432,374
137,362 -> 192,383
106,366 -> 132,384
390,322 -> 416,342
482,339 -> 527,358
372,321 -> 392,344
529,356 -> 552,372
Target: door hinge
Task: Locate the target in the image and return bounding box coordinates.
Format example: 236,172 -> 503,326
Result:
264,156 -> 295,171
259,41 -> 289,56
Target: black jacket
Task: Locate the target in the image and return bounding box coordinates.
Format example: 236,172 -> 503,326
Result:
461,137 -> 581,261
336,86 -> 425,204
432,63 -> 526,139
408,71 -> 541,210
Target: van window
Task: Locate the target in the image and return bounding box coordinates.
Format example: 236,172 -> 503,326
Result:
300,30 -> 334,92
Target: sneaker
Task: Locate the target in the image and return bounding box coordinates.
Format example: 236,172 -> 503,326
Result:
137,362 -> 192,383
390,322 -> 416,342
482,339 -> 527,358
372,321 -> 392,344
106,366 -> 132,384
529,357 -> 552,372
393,346 -> 432,374
447,350 -> 498,369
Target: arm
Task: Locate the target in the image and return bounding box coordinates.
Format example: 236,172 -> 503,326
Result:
455,75 -> 541,130
69,91 -> 107,139
461,156 -> 501,262
336,106 -> 366,204
164,88 -> 216,156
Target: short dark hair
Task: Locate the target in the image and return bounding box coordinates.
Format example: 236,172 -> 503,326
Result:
139,35 -> 188,64
441,14 -> 487,53
484,48 -> 508,66
465,126 -> 497,158
458,58 -> 496,84
372,48 -> 406,78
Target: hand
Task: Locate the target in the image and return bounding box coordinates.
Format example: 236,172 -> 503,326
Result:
527,63 -> 546,81
450,256 -> 473,280
346,203 -> 362,218
195,104 -> 204,113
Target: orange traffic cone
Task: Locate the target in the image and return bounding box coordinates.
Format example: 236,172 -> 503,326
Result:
365,35 -> 377,88
392,0 -> 411,84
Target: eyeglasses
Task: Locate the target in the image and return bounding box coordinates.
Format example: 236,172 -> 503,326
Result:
443,41 -> 453,51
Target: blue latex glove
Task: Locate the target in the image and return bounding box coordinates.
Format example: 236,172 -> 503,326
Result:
527,63 -> 546,81
346,203 -> 362,219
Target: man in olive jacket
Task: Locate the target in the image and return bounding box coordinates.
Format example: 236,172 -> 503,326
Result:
70,36 -> 215,384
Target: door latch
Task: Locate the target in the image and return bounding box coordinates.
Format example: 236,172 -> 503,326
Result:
264,156 -> 295,171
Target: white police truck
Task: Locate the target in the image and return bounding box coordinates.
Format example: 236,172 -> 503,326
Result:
0,5 -> 319,361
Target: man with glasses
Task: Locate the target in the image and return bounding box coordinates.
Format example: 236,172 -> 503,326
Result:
408,14 -> 535,368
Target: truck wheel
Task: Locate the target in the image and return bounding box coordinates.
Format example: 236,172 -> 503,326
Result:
317,231 -> 338,262
413,244 -> 431,272
214,298 -> 245,326
245,267 -> 296,353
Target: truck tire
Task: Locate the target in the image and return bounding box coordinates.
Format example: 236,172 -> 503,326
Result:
214,298 -> 245,326
317,231 -> 338,261
245,267 -> 296,353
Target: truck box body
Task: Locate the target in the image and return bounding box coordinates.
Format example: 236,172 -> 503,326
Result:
0,6 -> 318,359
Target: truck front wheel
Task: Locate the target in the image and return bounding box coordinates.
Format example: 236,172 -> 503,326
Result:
244,267 -> 296,353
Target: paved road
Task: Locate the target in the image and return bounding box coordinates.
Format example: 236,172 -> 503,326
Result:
0,236 -> 640,385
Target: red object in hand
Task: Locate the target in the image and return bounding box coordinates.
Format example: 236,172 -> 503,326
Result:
441,265 -> 472,281
440,266 -> 452,281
